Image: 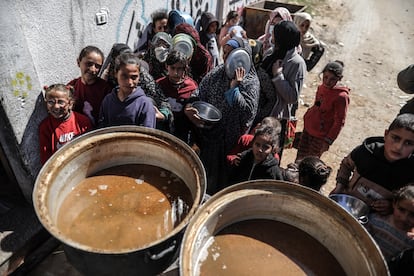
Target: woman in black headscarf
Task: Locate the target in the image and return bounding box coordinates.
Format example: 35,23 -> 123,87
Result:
260,20 -> 307,159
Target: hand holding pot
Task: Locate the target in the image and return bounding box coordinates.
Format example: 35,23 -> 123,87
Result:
184,104 -> 204,128
370,199 -> 393,215
231,67 -> 246,88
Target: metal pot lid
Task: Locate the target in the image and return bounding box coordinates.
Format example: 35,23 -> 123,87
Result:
225,48 -> 251,79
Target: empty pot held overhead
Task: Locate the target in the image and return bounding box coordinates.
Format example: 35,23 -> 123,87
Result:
225,48 -> 251,79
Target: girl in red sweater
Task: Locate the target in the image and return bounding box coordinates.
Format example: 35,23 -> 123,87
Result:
295,60 -> 350,162
39,84 -> 93,164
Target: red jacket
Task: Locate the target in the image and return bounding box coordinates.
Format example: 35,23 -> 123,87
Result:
39,111 -> 92,164
303,84 -> 350,141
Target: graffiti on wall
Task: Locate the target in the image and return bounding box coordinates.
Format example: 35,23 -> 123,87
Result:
132,0 -> 215,49
170,0 -> 212,25
11,72 -> 32,107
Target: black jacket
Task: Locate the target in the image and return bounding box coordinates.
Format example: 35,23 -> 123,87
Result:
228,149 -> 283,185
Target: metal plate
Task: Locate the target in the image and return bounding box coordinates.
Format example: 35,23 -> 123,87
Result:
224,48 -> 251,79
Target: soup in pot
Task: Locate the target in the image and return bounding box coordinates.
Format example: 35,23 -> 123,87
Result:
198,219 -> 346,275
57,164 -> 192,251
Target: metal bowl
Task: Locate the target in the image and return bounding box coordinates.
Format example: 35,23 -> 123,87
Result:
329,194 -> 370,224
191,101 -> 222,129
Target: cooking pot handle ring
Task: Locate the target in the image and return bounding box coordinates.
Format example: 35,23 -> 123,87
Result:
146,240 -> 177,261
358,215 -> 369,224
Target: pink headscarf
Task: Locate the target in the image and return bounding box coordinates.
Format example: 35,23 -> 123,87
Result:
258,7 -> 292,53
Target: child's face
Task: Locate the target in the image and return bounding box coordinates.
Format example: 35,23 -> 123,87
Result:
116,64 -> 140,95
270,14 -> 283,25
299,20 -> 310,36
384,128 -> 414,162
322,71 -> 341,88
208,22 -> 218,34
78,51 -> 103,85
167,62 -> 187,84
392,198 -> 414,232
45,89 -> 73,119
252,134 -> 274,163
229,16 -> 239,26
222,45 -> 234,62
153,18 -> 168,33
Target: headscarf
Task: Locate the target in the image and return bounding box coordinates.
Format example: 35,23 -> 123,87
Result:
261,21 -> 300,76
174,23 -> 213,83
226,38 -> 240,49
293,12 -> 320,58
258,7 -> 292,53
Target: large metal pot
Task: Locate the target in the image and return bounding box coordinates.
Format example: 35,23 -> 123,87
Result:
33,126 -> 206,275
180,180 -> 389,275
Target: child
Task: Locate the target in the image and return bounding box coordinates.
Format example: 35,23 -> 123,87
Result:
330,113 -> 414,214
296,60 -> 350,162
281,156 -> 332,192
218,10 -> 247,48
227,117 -> 281,166
298,156 -> 332,192
68,45 -> 113,126
98,52 -> 156,128
293,12 -> 325,71
365,185 -> 414,262
134,8 -> 168,55
397,63 -> 414,115
199,12 -> 221,67
156,50 -> 198,143
228,125 -> 283,185
143,32 -> 172,80
39,84 -> 93,164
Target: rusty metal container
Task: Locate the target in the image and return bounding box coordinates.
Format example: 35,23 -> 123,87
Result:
243,1 -> 306,38
179,180 -> 389,275
33,126 -> 206,275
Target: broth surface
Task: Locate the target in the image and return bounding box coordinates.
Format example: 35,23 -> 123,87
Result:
57,164 -> 192,251
198,219 -> 346,275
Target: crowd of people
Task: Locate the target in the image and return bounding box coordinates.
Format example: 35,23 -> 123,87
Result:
38,7 -> 414,273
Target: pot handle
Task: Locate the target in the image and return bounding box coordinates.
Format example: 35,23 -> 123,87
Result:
358,215 -> 369,224
147,240 -> 177,261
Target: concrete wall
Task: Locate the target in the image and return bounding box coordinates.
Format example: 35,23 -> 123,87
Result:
0,0 -> 258,201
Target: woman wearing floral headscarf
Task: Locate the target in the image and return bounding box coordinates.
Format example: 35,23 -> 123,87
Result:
258,7 -> 293,55
185,37 -> 260,194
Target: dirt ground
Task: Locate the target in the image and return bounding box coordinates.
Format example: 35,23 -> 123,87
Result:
281,0 -> 414,195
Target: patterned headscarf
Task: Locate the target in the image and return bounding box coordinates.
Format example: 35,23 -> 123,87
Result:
259,7 -> 292,53
293,12 -> 319,49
